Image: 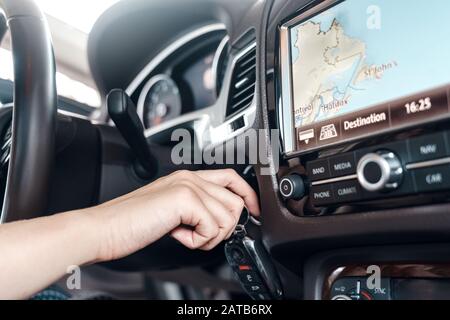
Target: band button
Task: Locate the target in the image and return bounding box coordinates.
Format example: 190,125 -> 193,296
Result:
307,159 -> 331,182
329,153 -> 357,178
408,133 -> 447,162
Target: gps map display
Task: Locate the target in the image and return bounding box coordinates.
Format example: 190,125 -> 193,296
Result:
288,0 -> 450,151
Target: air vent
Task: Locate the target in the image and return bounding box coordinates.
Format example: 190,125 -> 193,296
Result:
226,44 -> 256,118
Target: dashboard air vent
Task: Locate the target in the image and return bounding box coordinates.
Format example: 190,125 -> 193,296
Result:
226,44 -> 256,118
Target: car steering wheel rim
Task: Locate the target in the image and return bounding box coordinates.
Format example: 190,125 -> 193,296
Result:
0,0 -> 57,223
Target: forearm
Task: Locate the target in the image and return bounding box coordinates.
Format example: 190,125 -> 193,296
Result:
0,208 -> 101,300
0,170 -> 260,300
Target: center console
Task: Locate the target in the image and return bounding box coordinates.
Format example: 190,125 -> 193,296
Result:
262,0 -> 450,300
276,0 -> 450,216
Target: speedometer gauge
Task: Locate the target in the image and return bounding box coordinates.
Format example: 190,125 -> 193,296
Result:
138,75 -> 182,128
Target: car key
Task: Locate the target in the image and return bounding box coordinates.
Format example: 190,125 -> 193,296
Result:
225,208 -> 283,300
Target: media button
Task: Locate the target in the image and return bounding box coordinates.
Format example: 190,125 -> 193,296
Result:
329,153 -> 357,178
310,184 -> 334,206
408,133 -> 447,163
307,159 -> 330,182
334,180 -> 362,203
413,165 -> 450,192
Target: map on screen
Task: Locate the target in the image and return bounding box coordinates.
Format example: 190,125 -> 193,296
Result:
290,0 -> 450,129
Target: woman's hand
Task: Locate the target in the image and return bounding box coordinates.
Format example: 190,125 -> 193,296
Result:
92,169 -> 260,262
0,169 -> 259,299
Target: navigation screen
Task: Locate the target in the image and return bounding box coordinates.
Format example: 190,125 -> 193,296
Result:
287,0 -> 450,151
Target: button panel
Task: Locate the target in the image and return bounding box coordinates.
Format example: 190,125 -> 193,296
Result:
306,130 -> 450,208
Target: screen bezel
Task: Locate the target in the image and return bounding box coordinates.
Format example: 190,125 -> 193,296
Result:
279,0 -> 344,156
278,0 -> 450,157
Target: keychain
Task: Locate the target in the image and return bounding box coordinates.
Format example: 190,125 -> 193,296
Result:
225,208 -> 283,300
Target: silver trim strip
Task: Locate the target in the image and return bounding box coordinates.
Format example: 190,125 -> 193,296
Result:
406,157 -> 450,170
279,24 -> 295,154
125,23 -> 226,96
311,174 -> 358,186
211,36 -> 230,97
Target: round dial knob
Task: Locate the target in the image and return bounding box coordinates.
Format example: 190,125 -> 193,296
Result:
357,151 -> 404,192
279,174 -> 306,200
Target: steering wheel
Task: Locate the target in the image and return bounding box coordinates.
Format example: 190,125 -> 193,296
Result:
0,0 -> 57,223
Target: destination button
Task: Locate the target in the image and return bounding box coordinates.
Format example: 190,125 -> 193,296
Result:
341,107 -> 390,139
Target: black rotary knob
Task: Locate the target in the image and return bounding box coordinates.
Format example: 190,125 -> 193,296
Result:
357,151 -> 404,192
279,174 -> 306,200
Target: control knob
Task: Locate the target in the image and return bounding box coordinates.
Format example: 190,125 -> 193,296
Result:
279,174 -> 306,200
357,151 -> 403,192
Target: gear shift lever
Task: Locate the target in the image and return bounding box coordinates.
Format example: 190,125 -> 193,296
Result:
107,89 -> 158,179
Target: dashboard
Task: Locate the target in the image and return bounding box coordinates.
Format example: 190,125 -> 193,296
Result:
87,0 -> 450,300
132,30 -> 228,129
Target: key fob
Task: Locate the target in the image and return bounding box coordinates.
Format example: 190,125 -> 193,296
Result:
225,209 -> 283,300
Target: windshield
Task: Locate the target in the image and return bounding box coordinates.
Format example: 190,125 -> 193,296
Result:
0,0 -> 121,108
35,0 -> 120,33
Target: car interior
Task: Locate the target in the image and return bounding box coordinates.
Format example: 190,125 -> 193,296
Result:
2,0 -> 450,301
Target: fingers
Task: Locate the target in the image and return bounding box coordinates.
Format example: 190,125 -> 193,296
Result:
169,185 -> 220,250
167,170 -> 247,219
176,180 -> 241,250
181,173 -> 245,219
169,182 -> 240,251
194,169 -> 261,216
163,169 -> 260,251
